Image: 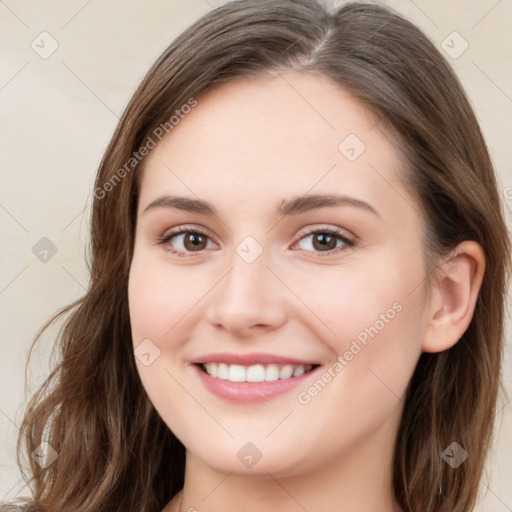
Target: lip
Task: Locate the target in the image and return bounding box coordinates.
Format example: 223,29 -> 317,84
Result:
191,352 -> 320,366
192,359 -> 321,404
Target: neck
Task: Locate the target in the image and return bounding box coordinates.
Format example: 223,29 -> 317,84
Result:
164,409 -> 404,512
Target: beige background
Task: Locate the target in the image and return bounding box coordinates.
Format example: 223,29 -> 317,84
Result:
0,0 -> 511,509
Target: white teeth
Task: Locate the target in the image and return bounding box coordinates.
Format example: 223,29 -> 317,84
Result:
292,366 -> 305,377
246,364 -> 265,382
265,364 -> 280,381
217,363 -> 229,380
201,362 -> 315,382
205,363 -> 218,378
279,364 -> 294,379
228,364 -> 246,382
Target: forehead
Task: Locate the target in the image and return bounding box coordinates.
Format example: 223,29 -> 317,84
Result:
138,71 -> 412,223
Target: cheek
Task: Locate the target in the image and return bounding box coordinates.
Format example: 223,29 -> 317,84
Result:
288,253 -> 425,408
128,255 -> 209,345
281,252 -> 424,350
128,255 -> 206,433
290,288 -> 423,460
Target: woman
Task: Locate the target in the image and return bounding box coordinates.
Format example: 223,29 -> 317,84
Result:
2,1 -> 510,511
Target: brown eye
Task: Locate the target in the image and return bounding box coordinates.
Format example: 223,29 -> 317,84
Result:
182,232 -> 208,251
158,228 -> 215,256
311,233 -> 339,251
294,227 -> 355,256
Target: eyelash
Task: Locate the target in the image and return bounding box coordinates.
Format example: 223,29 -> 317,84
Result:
156,225 -> 355,258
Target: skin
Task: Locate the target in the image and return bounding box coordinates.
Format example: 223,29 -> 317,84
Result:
128,71 -> 485,512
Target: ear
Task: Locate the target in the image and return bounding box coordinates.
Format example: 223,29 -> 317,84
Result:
421,241 -> 485,353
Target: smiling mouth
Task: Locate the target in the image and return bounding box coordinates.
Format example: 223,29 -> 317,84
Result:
198,362 -> 320,383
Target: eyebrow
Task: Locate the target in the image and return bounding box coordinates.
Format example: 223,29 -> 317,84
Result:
143,193 -> 379,217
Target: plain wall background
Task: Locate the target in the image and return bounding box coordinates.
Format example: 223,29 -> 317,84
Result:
0,0 -> 511,509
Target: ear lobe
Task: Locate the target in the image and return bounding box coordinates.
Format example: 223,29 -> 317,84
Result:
421,241 -> 485,353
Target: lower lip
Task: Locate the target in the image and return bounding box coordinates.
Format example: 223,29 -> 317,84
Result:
193,364 -> 319,403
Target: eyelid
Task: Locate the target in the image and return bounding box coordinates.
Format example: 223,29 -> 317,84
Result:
159,224 -> 214,242
157,224 -> 218,253
290,224 -> 355,257
294,224 -> 355,243
157,223 -> 355,257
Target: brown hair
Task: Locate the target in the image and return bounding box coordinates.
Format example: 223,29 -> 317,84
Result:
3,1 -> 510,511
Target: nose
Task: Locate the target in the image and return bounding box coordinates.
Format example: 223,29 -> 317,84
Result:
205,249 -> 288,338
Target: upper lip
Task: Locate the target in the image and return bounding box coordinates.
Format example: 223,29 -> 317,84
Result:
191,352 -> 320,366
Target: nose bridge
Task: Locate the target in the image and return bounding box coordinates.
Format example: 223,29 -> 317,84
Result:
206,237 -> 287,334
224,256 -> 263,303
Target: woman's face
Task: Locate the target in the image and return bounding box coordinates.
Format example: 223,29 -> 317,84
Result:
128,71 -> 430,477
